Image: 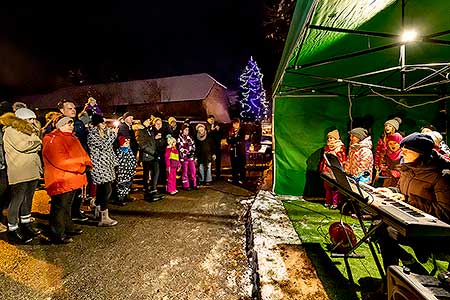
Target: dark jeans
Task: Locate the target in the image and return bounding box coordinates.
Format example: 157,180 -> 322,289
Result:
8,179 -> 38,226
230,152 -> 246,182
71,188 -> 83,217
96,181 -> 112,210
50,190 -> 76,238
143,160 -> 160,192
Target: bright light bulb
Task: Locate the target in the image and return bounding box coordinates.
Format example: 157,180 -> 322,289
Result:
401,30 -> 418,42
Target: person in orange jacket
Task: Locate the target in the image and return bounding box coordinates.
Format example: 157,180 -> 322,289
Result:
42,116 -> 92,244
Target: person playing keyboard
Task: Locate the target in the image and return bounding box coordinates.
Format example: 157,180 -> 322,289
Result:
376,132 -> 450,274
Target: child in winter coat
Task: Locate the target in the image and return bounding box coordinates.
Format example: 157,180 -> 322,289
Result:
319,129 -> 346,209
177,124 -> 197,190
382,133 -> 403,187
165,136 -> 181,195
116,136 -> 137,203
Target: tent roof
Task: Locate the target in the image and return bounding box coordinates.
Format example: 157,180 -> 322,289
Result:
273,0 -> 450,98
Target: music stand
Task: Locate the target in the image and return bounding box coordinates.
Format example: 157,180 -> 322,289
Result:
321,153 -> 386,279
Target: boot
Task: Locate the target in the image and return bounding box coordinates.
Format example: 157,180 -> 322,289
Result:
7,228 -> 33,245
93,205 -> 101,220
20,222 -> 42,237
98,209 -> 118,227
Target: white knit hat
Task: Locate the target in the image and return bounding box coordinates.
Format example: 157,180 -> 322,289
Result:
15,108 -> 36,120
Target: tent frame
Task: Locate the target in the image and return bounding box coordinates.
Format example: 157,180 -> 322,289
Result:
279,0 -> 450,96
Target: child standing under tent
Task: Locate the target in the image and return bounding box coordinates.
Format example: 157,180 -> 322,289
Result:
319,129 -> 346,209
165,136 -> 181,195
115,136 -> 137,204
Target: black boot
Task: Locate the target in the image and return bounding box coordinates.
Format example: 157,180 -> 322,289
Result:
20,223 -> 42,237
7,228 -> 33,245
49,235 -> 73,244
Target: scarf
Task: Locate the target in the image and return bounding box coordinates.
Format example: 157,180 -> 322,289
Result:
197,130 -> 207,141
387,148 -> 402,161
119,146 -> 131,154
327,139 -> 343,153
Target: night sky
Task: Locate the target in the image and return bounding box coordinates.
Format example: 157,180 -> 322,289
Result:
0,1 -> 280,98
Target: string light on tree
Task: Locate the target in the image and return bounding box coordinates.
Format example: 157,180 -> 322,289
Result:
239,57 -> 269,121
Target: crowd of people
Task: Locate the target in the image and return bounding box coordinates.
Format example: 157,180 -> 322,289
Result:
0,97 -> 257,245
319,117 -> 450,274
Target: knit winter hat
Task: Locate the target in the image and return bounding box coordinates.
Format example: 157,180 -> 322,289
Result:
167,136 -> 177,146
386,132 -> 403,144
196,123 -> 206,131
168,117 -> 177,125
385,117 -> 402,131
349,127 -> 368,141
91,113 -> 105,126
56,117 -> 73,129
425,131 -> 443,145
15,108 -> 36,120
327,129 -> 340,140
400,133 -> 435,155
118,136 -> 129,146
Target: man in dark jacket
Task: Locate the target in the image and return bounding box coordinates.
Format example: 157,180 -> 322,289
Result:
117,112 -> 139,155
57,100 -> 89,222
206,115 -> 222,179
58,100 -> 88,152
137,118 -> 163,201
376,133 -> 450,274
227,118 -> 246,184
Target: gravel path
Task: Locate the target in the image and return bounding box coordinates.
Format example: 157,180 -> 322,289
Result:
0,181 -> 254,300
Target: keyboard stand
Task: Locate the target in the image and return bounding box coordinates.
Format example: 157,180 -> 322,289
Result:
322,174 -> 386,281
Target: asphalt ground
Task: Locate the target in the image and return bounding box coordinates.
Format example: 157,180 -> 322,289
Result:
0,179 -> 255,300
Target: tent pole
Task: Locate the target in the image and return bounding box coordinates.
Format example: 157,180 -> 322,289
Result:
400,44 -> 406,92
405,65 -> 450,91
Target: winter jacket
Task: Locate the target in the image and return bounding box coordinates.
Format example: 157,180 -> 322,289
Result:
0,113 -> 42,185
196,134 -> 214,164
73,118 -> 89,153
88,127 -> 118,185
319,142 -> 347,178
345,136 -> 374,181
165,147 -> 181,170
137,126 -> 158,162
398,151 -> 450,223
177,134 -> 196,161
42,129 -> 92,196
168,124 -> 180,140
117,122 -> 138,155
374,135 -> 387,171
153,127 -> 167,158
116,147 -> 136,184
227,127 -> 246,158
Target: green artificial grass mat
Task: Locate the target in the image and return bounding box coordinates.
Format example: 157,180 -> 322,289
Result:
283,199 -> 449,300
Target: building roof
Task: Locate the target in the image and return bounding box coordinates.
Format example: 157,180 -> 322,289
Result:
20,73 -> 227,109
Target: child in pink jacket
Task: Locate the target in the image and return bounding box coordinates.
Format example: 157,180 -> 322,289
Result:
319,129 -> 346,209
165,136 -> 181,195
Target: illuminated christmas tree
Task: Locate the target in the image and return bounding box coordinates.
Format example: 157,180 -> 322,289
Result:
239,57 -> 268,121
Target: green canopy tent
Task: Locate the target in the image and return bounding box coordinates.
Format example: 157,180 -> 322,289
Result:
272,0 -> 450,196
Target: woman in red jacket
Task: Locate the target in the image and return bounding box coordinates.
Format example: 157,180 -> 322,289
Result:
42,117 -> 92,244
